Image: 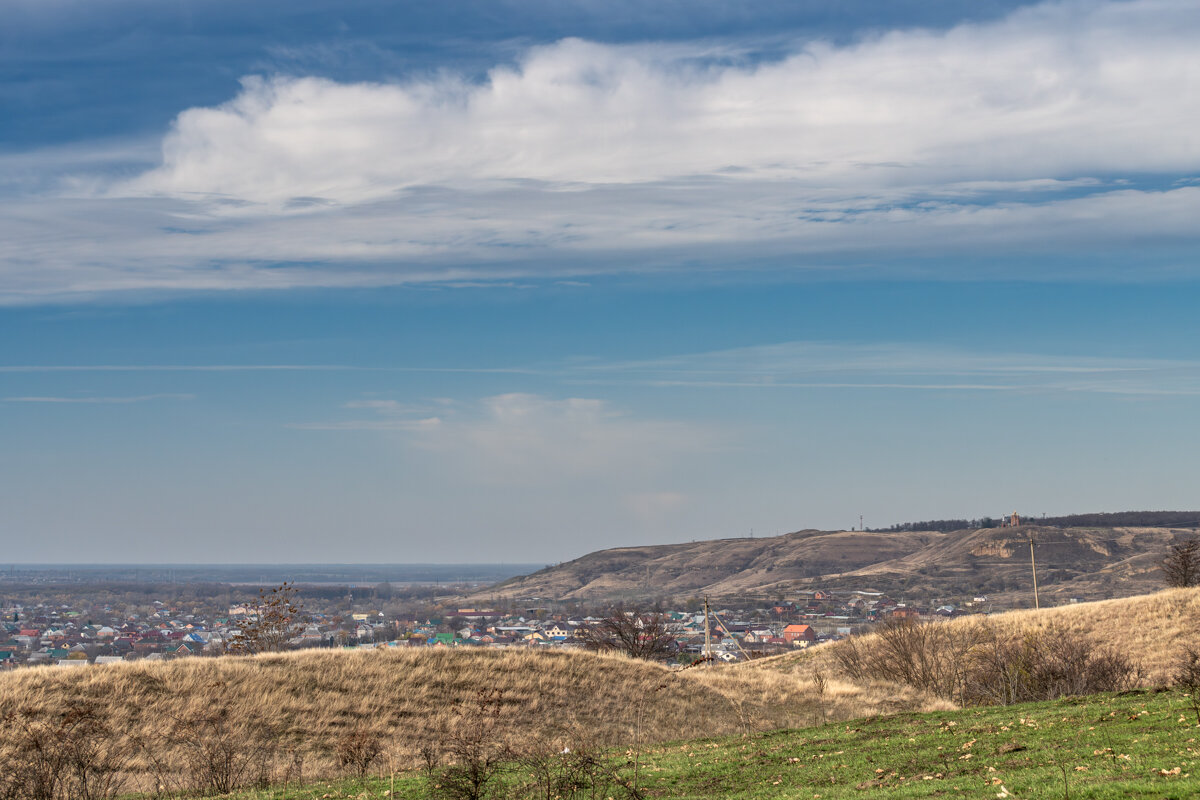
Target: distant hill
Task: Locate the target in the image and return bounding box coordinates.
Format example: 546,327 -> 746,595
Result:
472,529 -> 943,602
470,525 -> 1195,603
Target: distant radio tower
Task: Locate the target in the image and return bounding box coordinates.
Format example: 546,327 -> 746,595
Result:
1029,535 -> 1040,610
859,515 -> 864,531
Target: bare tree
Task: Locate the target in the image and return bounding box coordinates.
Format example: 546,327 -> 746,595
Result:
1163,537 -> 1200,588
577,612 -> 676,661
229,582 -> 305,655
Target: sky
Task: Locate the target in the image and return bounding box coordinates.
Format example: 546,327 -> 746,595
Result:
3,0 -> 1200,564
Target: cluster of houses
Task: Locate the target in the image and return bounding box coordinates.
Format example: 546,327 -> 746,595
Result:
0,590 -> 984,669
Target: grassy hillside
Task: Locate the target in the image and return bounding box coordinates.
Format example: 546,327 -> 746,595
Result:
472,528 -> 947,601
469,525 -> 1190,603
217,688 -> 1199,799
2,588 -> 1195,795
0,646 -> 939,793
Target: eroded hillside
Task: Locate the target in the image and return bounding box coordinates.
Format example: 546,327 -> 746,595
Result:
470,525 -> 1192,603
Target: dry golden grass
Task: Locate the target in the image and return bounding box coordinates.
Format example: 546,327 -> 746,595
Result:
0,645 -> 943,791
1,588 -> 1193,792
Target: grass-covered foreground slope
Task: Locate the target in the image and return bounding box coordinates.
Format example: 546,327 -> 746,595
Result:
2,588 -> 1195,793
224,688 -> 1199,799
0,646 -> 938,791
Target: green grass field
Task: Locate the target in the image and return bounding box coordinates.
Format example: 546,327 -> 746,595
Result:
229,688 -> 1198,800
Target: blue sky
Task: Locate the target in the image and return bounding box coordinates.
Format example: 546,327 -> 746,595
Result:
3,0 -> 1200,563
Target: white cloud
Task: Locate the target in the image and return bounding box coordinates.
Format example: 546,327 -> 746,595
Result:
123,1 -> 1200,209
5,0 -> 1200,301
300,392 -> 719,486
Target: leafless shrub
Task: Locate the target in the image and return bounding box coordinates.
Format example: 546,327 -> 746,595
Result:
830,634 -> 869,681
169,702 -> 278,793
509,735 -> 598,800
1174,645 -> 1200,725
832,619 -> 1138,706
963,626 -> 1140,705
335,727 -> 382,779
2,710 -> 62,800
435,688 -> 509,800
508,724 -> 653,800
12,714 -> 63,800
832,617 -> 980,701
0,702 -> 130,800
54,703 -> 131,800
418,737 -> 443,781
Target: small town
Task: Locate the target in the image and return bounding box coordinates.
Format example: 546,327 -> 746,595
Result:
0,586 -> 997,669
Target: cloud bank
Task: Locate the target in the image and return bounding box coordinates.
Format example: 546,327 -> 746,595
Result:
5,0 -> 1200,302
126,1 -> 1200,207
585,341 -> 1200,395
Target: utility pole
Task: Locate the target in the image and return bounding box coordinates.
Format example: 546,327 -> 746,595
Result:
1029,536 -> 1040,610
703,596 -> 712,667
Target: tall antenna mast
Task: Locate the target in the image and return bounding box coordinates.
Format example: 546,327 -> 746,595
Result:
703,596 -> 712,667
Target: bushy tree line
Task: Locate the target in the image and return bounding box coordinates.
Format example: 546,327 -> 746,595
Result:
872,518 -> 975,532
1039,510 -> 1200,528
875,510 -> 1200,533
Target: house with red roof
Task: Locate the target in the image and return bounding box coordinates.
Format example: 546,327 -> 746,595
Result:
782,623 -> 817,645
